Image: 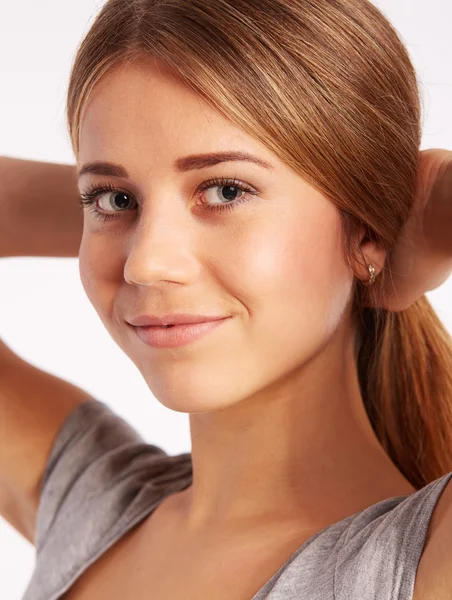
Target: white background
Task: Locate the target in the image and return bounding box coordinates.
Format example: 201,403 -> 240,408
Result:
0,1 -> 451,598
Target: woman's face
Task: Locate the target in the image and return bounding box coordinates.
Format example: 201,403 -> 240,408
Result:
77,56 -> 356,413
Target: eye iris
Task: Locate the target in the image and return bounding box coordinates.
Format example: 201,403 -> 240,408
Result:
112,192 -> 131,209
221,186 -> 241,201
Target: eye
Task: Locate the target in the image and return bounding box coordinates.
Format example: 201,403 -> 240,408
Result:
79,183 -> 136,222
97,190 -> 133,213
196,177 -> 258,214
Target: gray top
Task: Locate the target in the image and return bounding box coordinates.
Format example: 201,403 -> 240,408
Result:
22,397 -> 452,600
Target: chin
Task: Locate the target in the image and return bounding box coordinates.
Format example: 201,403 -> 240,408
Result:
139,370 -> 251,414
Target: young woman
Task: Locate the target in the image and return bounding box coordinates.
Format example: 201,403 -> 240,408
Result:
1,0 -> 452,598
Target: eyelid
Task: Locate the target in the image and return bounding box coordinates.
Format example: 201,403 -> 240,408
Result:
81,180 -> 138,199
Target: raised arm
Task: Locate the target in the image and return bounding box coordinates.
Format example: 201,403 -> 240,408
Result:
0,156 -> 83,258
375,148 -> 452,311
0,156 -> 90,544
0,345 -> 92,544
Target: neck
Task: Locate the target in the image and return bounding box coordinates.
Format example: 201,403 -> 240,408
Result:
181,321 -> 415,533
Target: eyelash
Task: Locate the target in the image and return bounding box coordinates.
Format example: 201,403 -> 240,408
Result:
78,177 -> 258,223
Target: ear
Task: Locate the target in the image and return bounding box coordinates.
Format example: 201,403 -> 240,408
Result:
351,226 -> 387,285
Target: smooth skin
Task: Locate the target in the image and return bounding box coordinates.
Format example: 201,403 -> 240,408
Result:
0,54 -> 451,598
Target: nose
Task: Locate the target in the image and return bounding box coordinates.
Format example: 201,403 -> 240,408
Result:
123,205 -> 197,287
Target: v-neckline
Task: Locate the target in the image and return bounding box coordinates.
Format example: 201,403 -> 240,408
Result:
164,467 -> 416,600
53,455 -> 418,600
166,474 -> 334,600
172,475 -> 348,600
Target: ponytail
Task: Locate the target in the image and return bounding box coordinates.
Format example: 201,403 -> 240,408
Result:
357,297 -> 452,489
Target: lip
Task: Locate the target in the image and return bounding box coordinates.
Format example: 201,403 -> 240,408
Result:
128,313 -> 228,327
131,317 -> 230,348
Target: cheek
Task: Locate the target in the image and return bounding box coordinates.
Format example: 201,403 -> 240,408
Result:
78,234 -> 119,324
228,208 -> 353,347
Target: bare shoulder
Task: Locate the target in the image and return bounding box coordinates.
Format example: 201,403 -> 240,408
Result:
413,477 -> 452,600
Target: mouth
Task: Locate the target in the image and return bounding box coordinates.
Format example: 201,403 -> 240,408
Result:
131,317 -> 231,348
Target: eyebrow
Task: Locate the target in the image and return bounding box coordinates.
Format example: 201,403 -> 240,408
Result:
77,151 -> 274,180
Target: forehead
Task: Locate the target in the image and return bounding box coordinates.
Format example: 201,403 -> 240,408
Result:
78,56 -> 276,170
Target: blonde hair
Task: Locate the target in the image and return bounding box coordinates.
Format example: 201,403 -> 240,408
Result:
67,0 -> 452,489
